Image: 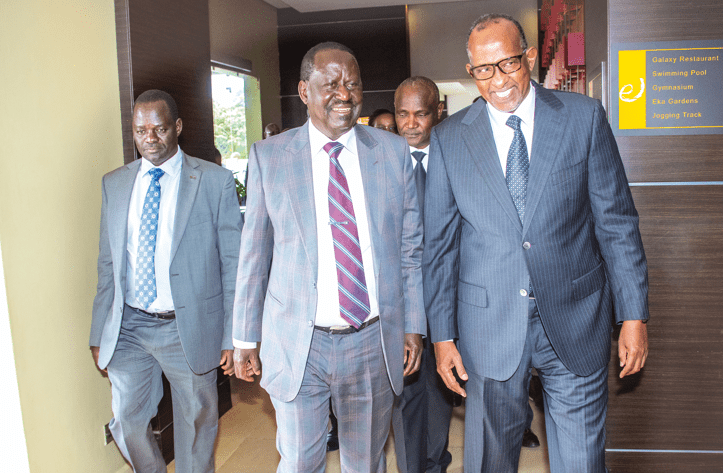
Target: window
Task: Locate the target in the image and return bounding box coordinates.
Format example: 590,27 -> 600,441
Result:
211,64 -> 262,194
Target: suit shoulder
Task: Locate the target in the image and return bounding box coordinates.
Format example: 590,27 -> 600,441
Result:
360,124 -> 408,150
433,103 -> 475,138
545,87 -> 602,112
252,126 -> 304,156
102,160 -> 138,184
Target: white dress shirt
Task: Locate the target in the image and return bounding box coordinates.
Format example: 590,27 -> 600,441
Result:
486,83 -> 536,175
125,148 -> 183,312
309,121 -> 380,327
409,144 -> 430,172
233,122 -> 380,349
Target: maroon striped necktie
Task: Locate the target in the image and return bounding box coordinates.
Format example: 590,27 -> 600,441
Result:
324,141 -> 370,328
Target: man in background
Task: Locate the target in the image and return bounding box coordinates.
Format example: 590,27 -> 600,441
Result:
393,76 -> 453,473
89,89 -> 242,472
263,122 -> 281,139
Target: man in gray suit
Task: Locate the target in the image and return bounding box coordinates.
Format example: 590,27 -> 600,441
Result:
232,42 -> 426,472
424,15 -> 649,472
89,90 -> 242,472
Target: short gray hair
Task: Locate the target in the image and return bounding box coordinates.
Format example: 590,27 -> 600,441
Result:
466,14 -> 528,62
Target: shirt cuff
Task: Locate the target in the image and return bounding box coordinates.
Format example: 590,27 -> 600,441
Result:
233,339 -> 257,349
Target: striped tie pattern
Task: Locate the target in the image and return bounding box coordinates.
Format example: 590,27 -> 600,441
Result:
324,141 -> 370,328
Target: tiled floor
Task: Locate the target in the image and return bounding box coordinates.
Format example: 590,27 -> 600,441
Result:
168,377 -> 551,472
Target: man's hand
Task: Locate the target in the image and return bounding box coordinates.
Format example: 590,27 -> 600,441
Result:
434,341 -> 468,397
403,333 -> 423,377
618,320 -> 648,378
90,346 -> 107,376
219,350 -> 234,376
233,347 -> 262,382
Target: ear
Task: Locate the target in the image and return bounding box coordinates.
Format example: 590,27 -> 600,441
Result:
436,101 -> 444,120
465,63 -> 474,78
298,80 -> 309,105
524,47 -> 538,71
175,118 -> 183,137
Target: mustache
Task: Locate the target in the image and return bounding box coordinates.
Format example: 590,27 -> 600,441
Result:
327,100 -> 354,108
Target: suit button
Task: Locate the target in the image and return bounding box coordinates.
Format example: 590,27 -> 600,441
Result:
520,289 -> 528,297
523,242 -> 531,250
308,320 -> 313,327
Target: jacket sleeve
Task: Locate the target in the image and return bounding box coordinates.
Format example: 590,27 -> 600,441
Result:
89,175 -> 114,347
423,128 -> 462,342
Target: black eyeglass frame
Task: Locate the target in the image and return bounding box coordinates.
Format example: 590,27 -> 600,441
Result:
468,50 -> 528,81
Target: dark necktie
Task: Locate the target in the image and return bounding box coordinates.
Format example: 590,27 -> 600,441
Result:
324,142 -> 371,328
412,151 -> 426,220
505,115 -> 529,223
135,167 -> 164,308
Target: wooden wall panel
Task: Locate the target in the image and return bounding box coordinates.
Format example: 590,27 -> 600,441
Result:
609,0 -> 723,183
607,451 -> 723,473
604,0 -> 723,469
115,0 -> 215,164
607,186 -> 723,450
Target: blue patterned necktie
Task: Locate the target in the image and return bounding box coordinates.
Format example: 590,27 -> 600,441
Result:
135,167 -> 164,309
324,141 -> 371,328
505,115 -> 529,223
412,151 -> 426,220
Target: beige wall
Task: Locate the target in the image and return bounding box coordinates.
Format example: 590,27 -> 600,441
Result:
0,1 -> 127,472
409,0 -> 538,81
409,0 -> 538,112
209,0 -> 282,140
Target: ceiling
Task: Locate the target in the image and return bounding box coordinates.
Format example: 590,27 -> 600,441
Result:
262,0 -> 469,13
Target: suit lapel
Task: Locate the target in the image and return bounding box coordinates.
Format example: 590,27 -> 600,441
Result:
523,83 -> 567,237
355,125 -> 384,282
171,152 -> 201,263
111,160 -> 140,268
286,124 -> 319,282
461,101 -> 523,234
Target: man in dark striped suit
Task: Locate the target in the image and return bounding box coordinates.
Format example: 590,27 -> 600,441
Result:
423,14 -> 650,472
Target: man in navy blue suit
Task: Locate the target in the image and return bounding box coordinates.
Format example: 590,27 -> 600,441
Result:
423,14 -> 649,472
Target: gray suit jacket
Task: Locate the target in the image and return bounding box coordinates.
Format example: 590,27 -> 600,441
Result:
424,83 -> 649,381
233,123 -> 425,401
89,152 -> 242,374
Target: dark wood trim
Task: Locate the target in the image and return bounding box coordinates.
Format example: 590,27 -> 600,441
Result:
114,0 -> 136,164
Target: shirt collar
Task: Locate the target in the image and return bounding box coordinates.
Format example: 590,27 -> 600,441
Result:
486,81 -> 536,130
409,144 -> 430,156
140,147 -> 183,178
308,120 -> 357,158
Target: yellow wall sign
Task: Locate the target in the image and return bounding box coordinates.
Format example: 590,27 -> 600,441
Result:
612,40 -> 723,136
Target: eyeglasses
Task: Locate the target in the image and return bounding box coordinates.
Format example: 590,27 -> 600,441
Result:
468,51 -> 527,81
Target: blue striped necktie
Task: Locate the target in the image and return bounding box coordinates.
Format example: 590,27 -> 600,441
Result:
324,141 -> 370,328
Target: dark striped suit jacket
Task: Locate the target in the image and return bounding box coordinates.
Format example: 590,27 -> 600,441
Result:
423,82 -> 649,381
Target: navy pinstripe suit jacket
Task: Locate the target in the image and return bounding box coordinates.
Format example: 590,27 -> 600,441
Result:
423,82 -> 649,381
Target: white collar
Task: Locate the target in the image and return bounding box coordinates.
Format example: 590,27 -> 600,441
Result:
308,120 -> 357,158
486,82 -> 536,129
409,144 -> 430,156
139,147 -> 183,177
